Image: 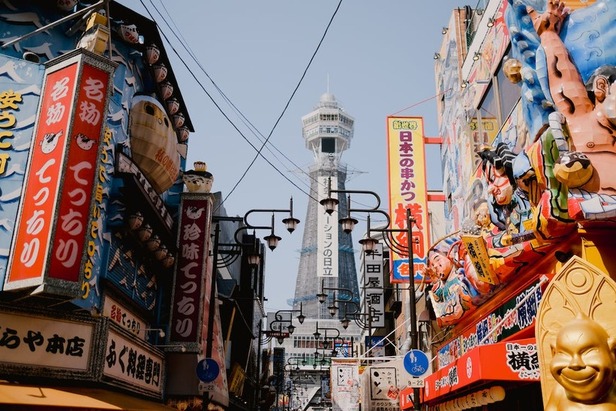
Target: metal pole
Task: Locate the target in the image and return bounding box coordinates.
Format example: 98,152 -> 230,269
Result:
406,208 -> 420,411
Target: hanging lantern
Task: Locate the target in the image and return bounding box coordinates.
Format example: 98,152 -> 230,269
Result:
166,98 -> 180,115
146,44 -> 160,65
173,112 -> 185,129
146,235 -> 161,251
137,224 -> 153,242
177,126 -> 190,143
162,254 -> 175,268
127,211 -> 144,230
154,245 -> 168,261
153,63 -> 167,83
120,23 -> 139,44
159,81 -> 173,100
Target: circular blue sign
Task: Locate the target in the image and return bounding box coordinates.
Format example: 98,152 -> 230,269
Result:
196,358 -> 220,383
403,349 -> 429,377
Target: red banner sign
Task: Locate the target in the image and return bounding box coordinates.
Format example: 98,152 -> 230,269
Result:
49,62 -> 111,281
424,339 -> 539,402
170,195 -> 212,342
6,63 -> 78,286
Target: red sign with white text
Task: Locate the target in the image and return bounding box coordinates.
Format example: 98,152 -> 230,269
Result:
6,63 -> 78,286
424,339 -> 539,402
49,62 -> 110,281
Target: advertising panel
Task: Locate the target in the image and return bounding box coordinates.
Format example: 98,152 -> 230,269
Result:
49,60 -> 112,282
386,117 -> 429,283
363,243 -> 385,328
6,62 -> 78,288
317,174 -> 339,278
5,50 -> 114,293
331,361 -> 360,411
0,311 -> 94,370
424,339 -> 539,401
103,329 -> 164,396
169,194 -> 212,343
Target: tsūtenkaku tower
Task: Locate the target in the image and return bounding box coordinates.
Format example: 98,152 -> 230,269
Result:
292,92 -> 360,319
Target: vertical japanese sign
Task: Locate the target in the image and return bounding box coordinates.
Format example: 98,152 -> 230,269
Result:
331,361 -> 360,411
169,194 -> 212,343
49,61 -> 111,282
317,174 -> 338,278
386,117 -> 428,283
6,62 -> 79,288
364,243 -> 385,328
0,56 -> 43,288
5,50 -> 114,292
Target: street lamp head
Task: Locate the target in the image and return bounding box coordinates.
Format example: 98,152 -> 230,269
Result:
297,313 -> 305,324
339,216 -> 358,234
277,336 -> 285,345
328,303 -> 338,317
316,292 -> 328,304
340,317 -> 350,330
263,233 -> 282,251
282,216 -> 300,233
246,252 -> 261,267
359,236 -> 379,254
322,339 -> 330,349
287,323 -> 296,335
313,330 -> 321,340
319,196 -> 338,215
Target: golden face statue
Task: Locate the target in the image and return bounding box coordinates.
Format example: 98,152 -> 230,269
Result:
550,317 -> 616,404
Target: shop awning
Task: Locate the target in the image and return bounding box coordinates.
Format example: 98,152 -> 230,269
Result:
423,338 -> 539,402
0,382 -> 175,410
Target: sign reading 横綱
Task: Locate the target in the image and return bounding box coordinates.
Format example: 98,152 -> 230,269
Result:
386,117 -> 429,283
5,49 -> 114,295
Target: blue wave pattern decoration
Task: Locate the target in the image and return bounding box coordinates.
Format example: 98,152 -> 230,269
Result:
0,55 -> 43,286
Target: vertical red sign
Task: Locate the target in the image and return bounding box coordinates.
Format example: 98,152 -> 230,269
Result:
6,63 -> 78,286
49,63 -> 110,281
170,195 -> 212,342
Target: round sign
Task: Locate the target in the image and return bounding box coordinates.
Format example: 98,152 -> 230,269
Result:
196,358 -> 220,383
403,349 -> 429,377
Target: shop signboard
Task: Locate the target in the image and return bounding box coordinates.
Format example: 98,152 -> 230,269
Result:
386,116 -> 429,283
5,50 -> 114,296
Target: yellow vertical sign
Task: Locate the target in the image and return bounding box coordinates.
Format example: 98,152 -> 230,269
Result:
386,117 -> 429,283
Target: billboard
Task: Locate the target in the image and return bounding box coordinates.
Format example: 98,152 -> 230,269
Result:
5,50 -> 114,293
169,193 -> 212,343
317,174 -> 339,278
386,117 -> 429,283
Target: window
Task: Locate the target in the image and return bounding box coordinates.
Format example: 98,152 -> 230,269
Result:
322,138 -> 335,153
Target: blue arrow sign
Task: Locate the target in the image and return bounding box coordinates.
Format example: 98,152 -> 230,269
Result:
403,349 -> 429,377
196,358 -> 220,383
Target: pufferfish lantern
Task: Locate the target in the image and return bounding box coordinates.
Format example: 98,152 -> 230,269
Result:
183,161 -> 213,193
503,58 -> 522,84
129,95 -> 180,194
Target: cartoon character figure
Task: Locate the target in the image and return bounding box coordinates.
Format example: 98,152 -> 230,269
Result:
546,314 -> 616,410
75,133 -> 95,151
527,0 -> 614,194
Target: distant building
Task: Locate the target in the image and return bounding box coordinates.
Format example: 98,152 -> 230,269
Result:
292,92 -> 360,319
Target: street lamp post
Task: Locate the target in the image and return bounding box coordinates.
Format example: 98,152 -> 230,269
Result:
320,182 -> 422,410
205,200 -> 300,411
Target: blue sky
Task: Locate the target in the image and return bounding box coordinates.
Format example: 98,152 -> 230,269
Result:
124,1 -> 465,311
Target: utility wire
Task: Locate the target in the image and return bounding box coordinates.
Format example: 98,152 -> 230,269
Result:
149,0 -> 314,196
141,0 -> 344,206
138,0 -> 318,204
